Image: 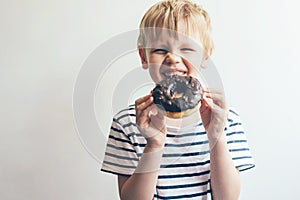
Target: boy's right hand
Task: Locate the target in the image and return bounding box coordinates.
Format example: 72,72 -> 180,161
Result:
135,93 -> 166,148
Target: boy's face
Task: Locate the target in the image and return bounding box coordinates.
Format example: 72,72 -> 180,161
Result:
139,28 -> 207,84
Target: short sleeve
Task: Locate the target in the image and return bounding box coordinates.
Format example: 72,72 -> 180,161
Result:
101,118 -> 139,176
226,107 -> 255,172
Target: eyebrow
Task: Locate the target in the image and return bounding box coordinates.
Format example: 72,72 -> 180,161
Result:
146,38 -> 203,50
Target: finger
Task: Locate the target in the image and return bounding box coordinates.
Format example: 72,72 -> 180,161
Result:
203,91 -> 226,109
136,96 -> 154,114
204,92 -> 224,103
136,104 -> 153,128
135,93 -> 152,105
199,100 -> 210,113
150,111 -> 166,133
149,105 -> 158,116
151,107 -> 165,121
202,88 -> 224,95
202,95 -> 217,111
137,104 -> 159,131
138,103 -> 156,120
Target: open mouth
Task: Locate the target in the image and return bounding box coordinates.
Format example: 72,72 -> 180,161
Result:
162,70 -> 187,77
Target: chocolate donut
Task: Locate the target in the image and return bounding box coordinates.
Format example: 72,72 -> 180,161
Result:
152,75 -> 202,118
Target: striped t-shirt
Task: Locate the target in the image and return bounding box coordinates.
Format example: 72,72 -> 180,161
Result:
101,105 -> 255,199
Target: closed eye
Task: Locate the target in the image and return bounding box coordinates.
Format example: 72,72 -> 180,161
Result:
152,49 -> 169,54
181,48 -> 195,52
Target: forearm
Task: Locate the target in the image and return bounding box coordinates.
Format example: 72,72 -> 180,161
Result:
120,146 -> 163,200
209,134 -> 241,200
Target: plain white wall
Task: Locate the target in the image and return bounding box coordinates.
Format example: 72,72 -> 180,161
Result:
1,0 -> 300,199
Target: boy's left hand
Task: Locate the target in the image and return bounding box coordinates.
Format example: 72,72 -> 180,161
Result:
199,89 -> 228,144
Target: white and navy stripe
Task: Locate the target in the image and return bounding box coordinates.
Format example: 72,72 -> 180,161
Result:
101,105 -> 255,199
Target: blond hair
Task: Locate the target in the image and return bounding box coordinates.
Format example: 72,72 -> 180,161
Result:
138,0 -> 214,56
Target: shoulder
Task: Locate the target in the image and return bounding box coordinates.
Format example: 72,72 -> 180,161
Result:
226,106 -> 245,132
227,106 -> 242,123
111,105 -> 138,136
228,106 -> 240,117
113,105 -> 136,125
225,106 -> 247,137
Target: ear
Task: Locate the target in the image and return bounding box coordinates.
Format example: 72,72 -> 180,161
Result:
138,48 -> 148,69
200,54 -> 210,69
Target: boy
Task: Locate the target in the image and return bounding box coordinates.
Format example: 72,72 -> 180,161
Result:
101,0 -> 255,199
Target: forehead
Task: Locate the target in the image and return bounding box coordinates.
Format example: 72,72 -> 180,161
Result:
141,27 -> 203,48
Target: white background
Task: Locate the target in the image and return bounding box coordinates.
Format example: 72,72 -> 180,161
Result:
1,0 -> 300,199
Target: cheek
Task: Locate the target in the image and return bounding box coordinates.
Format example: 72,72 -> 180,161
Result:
181,54 -> 203,74
183,53 -> 203,68
149,69 -> 162,83
148,54 -> 165,63
146,62 -> 163,82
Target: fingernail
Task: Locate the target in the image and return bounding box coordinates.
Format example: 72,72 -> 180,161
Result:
152,107 -> 158,115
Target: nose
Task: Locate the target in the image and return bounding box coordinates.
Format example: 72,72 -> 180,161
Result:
165,52 -> 182,65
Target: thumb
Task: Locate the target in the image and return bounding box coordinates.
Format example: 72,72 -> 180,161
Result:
203,95 -> 215,111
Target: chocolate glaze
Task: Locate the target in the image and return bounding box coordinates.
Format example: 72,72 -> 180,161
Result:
152,75 -> 202,112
